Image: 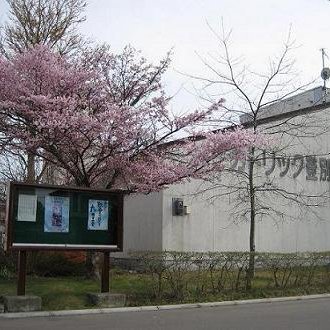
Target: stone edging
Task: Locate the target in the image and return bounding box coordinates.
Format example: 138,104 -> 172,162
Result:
1,293 -> 330,319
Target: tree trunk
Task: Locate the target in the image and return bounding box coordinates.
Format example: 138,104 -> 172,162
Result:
26,151 -> 35,183
85,251 -> 102,280
246,147 -> 256,290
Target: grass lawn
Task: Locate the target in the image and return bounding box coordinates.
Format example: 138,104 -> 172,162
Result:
1,269 -> 330,311
0,271 -> 154,310
0,276 -> 98,310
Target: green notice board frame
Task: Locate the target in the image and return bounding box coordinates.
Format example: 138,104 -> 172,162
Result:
5,182 -> 124,251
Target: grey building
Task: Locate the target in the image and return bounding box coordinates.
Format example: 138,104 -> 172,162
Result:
116,86 -> 330,257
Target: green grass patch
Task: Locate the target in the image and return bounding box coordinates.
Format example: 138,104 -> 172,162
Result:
0,276 -> 98,310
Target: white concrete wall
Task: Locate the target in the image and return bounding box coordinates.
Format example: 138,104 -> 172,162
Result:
162,181 -> 250,252
161,102 -> 330,253
162,175 -> 330,253
115,192 -> 163,257
162,181 -> 215,252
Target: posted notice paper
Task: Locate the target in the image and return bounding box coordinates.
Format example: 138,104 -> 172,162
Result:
17,194 -> 37,222
88,199 -> 109,230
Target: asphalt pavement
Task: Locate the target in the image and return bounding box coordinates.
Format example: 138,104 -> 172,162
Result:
1,297 -> 330,330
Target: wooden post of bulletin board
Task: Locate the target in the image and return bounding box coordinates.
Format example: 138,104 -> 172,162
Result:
17,250 -> 27,295
101,251 -> 110,293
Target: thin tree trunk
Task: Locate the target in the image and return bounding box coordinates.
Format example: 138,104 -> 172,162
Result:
246,147 -> 256,290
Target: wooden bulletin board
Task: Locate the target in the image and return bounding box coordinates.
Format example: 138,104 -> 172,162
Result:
5,182 -> 124,251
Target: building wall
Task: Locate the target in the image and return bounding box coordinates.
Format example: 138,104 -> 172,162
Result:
116,191 -> 163,256
0,201 -> 5,247
162,180 -> 330,253
161,98 -> 330,253
162,181 -> 250,252
161,177 -> 330,252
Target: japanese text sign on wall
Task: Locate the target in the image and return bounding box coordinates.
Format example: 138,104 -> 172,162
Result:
231,151 -> 330,182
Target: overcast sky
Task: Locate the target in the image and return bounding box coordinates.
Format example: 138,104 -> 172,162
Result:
1,0 -> 330,113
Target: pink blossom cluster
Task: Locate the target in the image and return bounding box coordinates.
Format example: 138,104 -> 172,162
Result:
125,127 -> 268,192
0,46 -> 265,191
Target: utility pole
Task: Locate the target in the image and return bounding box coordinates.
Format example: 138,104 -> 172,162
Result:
320,48 -> 330,102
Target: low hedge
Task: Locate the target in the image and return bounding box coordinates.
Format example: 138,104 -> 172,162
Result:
130,251 -> 330,300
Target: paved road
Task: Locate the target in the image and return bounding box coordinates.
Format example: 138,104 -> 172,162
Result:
1,298 -> 330,330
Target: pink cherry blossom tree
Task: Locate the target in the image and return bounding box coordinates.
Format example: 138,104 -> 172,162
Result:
0,45 -> 261,192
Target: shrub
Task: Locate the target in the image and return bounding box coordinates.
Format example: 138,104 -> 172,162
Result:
28,252 -> 87,277
0,247 -> 17,279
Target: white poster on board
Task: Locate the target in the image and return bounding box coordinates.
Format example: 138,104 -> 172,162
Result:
17,194 -> 37,222
88,199 -> 108,230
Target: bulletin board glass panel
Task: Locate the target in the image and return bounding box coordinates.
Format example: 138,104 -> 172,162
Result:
5,182 -> 124,251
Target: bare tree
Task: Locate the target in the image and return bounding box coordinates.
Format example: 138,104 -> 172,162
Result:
80,44 -> 172,108
189,24 -> 330,288
0,0 -> 87,56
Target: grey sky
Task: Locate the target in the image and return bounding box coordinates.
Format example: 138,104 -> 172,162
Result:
1,0 -> 330,113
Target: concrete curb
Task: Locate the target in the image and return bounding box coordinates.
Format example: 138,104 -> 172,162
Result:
1,293 -> 330,319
